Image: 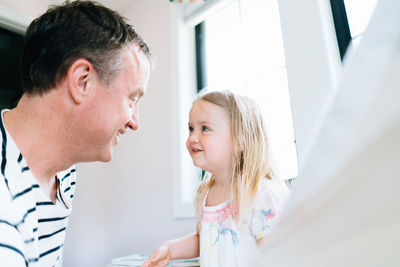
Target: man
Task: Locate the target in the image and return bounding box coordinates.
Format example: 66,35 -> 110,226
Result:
0,1 -> 151,266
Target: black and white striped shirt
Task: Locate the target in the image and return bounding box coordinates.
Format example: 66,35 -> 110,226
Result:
0,110 -> 76,266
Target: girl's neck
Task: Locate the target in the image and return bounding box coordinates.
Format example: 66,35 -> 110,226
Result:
206,178 -> 231,207
212,177 -> 229,189
205,168 -> 232,205
210,172 -> 232,198
212,167 -> 231,186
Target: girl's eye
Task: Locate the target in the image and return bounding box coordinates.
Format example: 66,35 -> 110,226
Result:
202,126 -> 209,132
188,126 -> 193,132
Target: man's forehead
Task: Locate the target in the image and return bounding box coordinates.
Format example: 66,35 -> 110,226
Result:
123,44 -> 150,97
126,43 -> 150,69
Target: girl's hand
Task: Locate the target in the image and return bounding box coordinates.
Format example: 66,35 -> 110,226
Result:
141,245 -> 171,267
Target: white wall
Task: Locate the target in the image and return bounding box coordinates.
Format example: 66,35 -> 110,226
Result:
0,0 -> 59,18
63,1 -> 196,267
0,1 -> 195,266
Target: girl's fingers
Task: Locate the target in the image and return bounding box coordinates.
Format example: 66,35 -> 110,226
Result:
157,247 -> 168,259
142,245 -> 170,267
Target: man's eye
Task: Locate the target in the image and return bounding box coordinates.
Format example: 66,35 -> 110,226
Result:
129,97 -> 140,109
130,96 -> 139,106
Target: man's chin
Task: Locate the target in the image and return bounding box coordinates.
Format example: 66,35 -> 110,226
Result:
80,152 -> 112,163
99,157 -> 112,163
96,149 -> 113,163
102,152 -> 113,162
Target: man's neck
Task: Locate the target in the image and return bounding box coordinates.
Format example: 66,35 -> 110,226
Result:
3,94 -> 73,199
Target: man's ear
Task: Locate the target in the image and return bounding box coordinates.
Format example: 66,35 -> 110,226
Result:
67,59 -> 94,104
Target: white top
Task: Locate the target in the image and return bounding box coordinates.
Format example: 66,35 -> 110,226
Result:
0,110 -> 76,266
198,179 -> 290,267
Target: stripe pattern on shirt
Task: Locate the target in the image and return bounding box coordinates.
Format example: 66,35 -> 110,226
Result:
0,110 -> 76,267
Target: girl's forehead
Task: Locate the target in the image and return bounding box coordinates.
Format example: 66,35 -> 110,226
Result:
190,100 -> 230,123
192,100 -> 223,113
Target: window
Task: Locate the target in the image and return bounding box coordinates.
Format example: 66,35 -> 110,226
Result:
0,4 -> 28,110
197,0 -> 298,181
344,0 -> 378,46
0,27 -> 24,110
330,0 -> 378,59
173,0 -> 298,218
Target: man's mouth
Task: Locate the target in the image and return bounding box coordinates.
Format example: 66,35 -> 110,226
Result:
118,128 -> 126,135
115,130 -> 124,145
116,129 -> 126,141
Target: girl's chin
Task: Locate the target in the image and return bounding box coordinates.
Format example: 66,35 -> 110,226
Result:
192,160 -> 202,169
193,163 -> 209,173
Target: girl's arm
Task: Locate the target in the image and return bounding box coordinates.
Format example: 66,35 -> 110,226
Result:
142,232 -> 199,267
166,232 -> 200,259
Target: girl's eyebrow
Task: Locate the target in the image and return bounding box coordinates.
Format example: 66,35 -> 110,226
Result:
199,120 -> 214,125
188,120 -> 215,126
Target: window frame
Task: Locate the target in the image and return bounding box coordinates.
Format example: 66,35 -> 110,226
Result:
195,22 -> 207,92
330,0 -> 352,60
0,4 -> 30,34
0,4 -> 29,110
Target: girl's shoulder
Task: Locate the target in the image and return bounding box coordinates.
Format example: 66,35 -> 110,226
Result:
258,178 -> 290,194
258,178 -> 290,195
253,178 -> 291,212
249,178 -> 290,239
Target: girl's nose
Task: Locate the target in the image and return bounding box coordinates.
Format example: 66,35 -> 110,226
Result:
190,134 -> 199,144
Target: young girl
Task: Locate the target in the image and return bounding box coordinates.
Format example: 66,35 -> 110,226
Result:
142,90 -> 290,267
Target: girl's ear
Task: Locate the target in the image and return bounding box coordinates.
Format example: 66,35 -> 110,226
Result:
67,58 -> 94,104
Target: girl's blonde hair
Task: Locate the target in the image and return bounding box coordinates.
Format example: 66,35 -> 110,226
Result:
193,90 -> 276,223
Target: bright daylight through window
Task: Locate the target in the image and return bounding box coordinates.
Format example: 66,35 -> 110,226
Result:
343,0 -> 377,47
203,0 -> 298,181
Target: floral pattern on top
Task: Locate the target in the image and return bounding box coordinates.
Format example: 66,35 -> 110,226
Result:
198,179 -> 290,267
254,208 -> 276,238
201,201 -> 239,248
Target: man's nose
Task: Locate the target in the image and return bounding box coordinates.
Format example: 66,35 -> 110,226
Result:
126,109 -> 139,131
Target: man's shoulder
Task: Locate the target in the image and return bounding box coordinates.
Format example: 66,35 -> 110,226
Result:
0,174 -> 26,226
0,173 -> 13,213
0,172 -> 35,266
